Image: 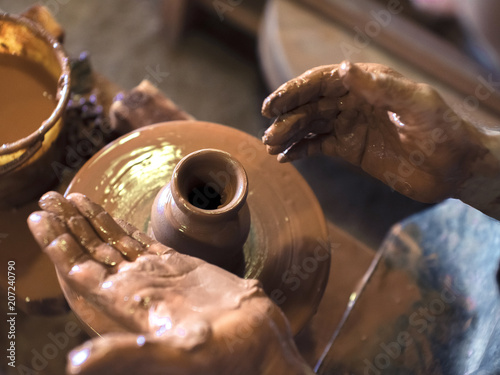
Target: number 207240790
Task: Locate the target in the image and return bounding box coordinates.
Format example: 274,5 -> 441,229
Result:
7,260 -> 15,312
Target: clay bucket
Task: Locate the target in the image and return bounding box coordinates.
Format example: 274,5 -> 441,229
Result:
0,13 -> 70,208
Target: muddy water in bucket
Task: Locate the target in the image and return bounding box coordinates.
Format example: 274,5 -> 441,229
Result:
0,13 -> 70,208
0,54 -> 57,144
0,13 -> 70,314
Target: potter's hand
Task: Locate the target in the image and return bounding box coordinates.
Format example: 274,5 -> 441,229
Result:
28,192 -> 312,375
262,61 -> 491,204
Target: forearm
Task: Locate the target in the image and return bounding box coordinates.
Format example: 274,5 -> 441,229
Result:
455,125 -> 500,220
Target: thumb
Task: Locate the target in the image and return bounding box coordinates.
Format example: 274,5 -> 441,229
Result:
67,331 -> 217,375
67,333 -> 187,375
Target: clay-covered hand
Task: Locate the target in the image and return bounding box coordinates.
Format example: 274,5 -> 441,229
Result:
262,61 -> 489,203
28,192 -> 312,375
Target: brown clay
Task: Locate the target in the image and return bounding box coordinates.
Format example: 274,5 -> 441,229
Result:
150,148 -> 250,273
109,80 -> 193,134
66,120 -> 330,335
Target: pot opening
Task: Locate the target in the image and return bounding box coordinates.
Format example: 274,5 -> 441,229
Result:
188,183 -> 223,210
175,149 -> 245,212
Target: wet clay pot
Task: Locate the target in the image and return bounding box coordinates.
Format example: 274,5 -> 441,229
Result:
150,149 -> 251,273
0,13 -> 70,208
65,120 -> 331,336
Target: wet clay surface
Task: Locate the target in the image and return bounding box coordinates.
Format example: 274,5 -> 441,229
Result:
150,149 -> 251,273
66,120 -> 330,335
0,54 -> 57,144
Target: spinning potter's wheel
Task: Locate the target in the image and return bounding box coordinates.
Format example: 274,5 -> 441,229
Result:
65,120 -> 330,335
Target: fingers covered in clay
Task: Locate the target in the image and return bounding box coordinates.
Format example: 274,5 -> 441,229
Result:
66,333 -> 207,375
261,61 -> 452,165
277,134 -> 335,162
261,61 -> 395,119
114,217 -> 175,257
28,211 -> 108,293
115,218 -> 155,248
31,191 -> 176,269
262,65 -> 347,118
28,210 -> 67,248
261,62 -> 379,161
263,99 -> 337,151
67,334 -> 145,375
36,192 -> 130,265
47,234 -> 108,293
38,190 -> 80,220
28,210 -> 81,270
66,215 -> 125,266
67,193 -> 145,260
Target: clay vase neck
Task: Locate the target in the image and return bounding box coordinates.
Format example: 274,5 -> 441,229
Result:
150,148 -> 250,273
